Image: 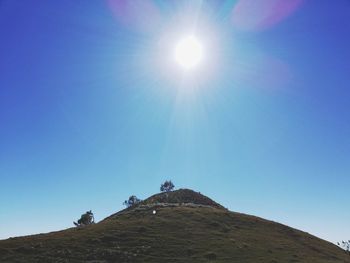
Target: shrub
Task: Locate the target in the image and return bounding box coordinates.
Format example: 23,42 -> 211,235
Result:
73,210 -> 94,227
123,195 -> 141,208
338,240 -> 350,254
160,180 -> 175,192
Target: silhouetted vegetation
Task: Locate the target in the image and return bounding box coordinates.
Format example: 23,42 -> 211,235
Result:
123,195 -> 141,208
73,210 -> 94,227
338,240 -> 350,254
160,180 -> 175,192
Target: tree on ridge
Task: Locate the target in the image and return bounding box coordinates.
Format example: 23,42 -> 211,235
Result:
160,180 -> 175,192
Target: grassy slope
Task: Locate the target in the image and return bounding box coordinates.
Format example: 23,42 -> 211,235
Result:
0,190 -> 349,263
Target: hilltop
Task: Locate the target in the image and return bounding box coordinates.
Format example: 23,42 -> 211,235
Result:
0,189 -> 349,262
106,188 -> 225,220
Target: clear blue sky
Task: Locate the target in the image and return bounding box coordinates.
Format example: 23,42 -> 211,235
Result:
1,0 -> 349,243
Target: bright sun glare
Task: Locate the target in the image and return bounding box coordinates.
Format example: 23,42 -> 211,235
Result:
175,35 -> 203,70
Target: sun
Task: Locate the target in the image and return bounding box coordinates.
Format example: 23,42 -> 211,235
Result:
174,35 -> 203,70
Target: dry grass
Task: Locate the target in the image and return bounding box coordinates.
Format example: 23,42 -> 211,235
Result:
0,189 -> 349,262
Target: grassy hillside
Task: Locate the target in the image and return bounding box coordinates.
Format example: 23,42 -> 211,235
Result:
0,189 -> 348,262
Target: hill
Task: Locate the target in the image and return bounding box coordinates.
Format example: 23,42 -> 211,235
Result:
0,189 -> 348,262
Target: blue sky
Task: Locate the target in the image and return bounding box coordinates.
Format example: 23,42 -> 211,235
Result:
1,0 -> 349,243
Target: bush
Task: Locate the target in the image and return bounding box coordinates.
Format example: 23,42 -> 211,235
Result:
160,180 -> 175,192
73,210 -> 95,227
338,240 -> 350,254
123,195 -> 141,208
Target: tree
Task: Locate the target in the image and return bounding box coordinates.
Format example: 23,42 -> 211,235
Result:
73,210 -> 95,227
160,180 -> 175,192
337,240 -> 350,254
123,195 -> 141,208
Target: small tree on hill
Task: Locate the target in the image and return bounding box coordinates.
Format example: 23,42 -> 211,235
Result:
73,210 -> 95,227
160,180 -> 175,192
123,195 -> 141,208
337,240 -> 350,254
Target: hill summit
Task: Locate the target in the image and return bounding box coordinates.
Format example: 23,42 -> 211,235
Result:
107,189 -> 225,220
0,188 -> 349,262
142,188 -> 224,208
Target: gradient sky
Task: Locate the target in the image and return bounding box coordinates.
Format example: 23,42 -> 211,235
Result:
1,0 -> 349,243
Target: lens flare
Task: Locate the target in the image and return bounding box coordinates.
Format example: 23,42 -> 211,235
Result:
107,0 -> 162,32
231,0 -> 304,31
